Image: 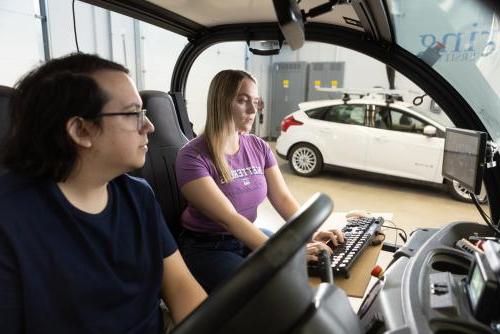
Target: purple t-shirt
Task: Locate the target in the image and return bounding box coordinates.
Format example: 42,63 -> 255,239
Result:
175,134 -> 277,234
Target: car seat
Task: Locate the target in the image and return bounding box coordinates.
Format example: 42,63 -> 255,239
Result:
339,111 -> 351,124
375,117 -> 388,129
134,90 -> 189,238
0,85 -> 14,175
170,91 -> 196,139
399,114 -> 412,126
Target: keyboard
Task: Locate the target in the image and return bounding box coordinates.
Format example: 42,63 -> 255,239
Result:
308,216 -> 383,278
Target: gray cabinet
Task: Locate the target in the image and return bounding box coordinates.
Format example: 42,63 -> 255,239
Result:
270,62 -> 307,139
307,62 -> 345,101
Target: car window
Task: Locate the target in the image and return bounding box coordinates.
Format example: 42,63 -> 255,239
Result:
181,40 -> 452,140
391,109 -> 427,133
374,107 -> 427,133
0,1 -> 188,90
305,107 -> 328,120
387,0 -> 500,141
324,104 -> 365,125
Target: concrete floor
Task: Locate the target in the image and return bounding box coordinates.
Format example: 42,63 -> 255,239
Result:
256,148 -> 487,236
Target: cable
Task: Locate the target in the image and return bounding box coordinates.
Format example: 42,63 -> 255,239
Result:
72,0 -> 80,52
389,223 -> 408,242
475,192 -> 491,221
470,193 -> 500,236
470,192 -> 491,223
382,220 -> 408,247
382,222 -> 397,247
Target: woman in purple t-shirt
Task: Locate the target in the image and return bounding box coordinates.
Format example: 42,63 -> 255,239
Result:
175,69 -> 344,292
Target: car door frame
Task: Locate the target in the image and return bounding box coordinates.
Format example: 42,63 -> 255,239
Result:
312,102 -> 370,171
365,104 -> 445,183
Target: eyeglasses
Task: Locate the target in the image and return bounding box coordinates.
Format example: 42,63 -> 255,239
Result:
91,109 -> 148,132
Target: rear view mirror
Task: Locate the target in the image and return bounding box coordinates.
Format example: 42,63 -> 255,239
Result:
272,0 -> 305,50
423,125 -> 437,136
247,40 -> 283,56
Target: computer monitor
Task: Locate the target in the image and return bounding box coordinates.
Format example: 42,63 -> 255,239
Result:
171,193 -> 360,334
442,128 -> 487,195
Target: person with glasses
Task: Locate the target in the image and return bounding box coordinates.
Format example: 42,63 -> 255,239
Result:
0,53 -> 206,334
93,107 -> 148,131
175,70 -> 345,293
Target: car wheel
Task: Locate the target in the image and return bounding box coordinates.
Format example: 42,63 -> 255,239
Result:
447,180 -> 488,204
289,144 -> 323,177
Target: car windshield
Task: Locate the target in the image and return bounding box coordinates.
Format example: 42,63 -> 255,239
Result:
386,0 -> 500,140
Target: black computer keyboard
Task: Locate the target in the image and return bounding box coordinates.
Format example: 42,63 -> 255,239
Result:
308,216 -> 383,278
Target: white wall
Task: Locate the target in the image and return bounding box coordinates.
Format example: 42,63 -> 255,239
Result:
46,0 -> 139,82
140,24 -> 187,91
247,52 -> 272,137
0,0 -> 44,86
46,0 -> 93,57
109,12 -> 137,82
185,42 -> 247,135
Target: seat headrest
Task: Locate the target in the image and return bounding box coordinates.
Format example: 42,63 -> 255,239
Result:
140,90 -> 188,148
0,86 -> 14,174
0,85 -> 14,142
399,115 -> 411,126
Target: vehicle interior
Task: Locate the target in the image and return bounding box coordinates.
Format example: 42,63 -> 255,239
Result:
2,0 -> 500,333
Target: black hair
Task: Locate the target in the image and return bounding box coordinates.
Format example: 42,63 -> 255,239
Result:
1,53 -> 129,181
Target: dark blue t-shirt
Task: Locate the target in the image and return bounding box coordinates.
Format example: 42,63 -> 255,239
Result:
0,173 -> 177,334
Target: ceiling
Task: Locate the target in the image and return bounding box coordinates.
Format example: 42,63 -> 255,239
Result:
145,0 -> 364,31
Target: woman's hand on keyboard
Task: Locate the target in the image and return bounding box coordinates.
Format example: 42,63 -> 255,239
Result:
312,229 -> 345,247
306,242 -> 333,262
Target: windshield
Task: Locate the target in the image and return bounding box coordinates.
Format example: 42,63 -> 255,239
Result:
386,0 -> 500,140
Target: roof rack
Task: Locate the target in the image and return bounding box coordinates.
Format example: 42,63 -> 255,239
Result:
341,92 -> 365,103
316,87 -> 408,104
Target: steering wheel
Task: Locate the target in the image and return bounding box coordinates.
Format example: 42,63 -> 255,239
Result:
171,193 -> 333,334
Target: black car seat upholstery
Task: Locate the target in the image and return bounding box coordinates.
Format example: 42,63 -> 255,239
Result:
136,90 -> 189,238
170,91 -> 195,139
0,85 -> 14,175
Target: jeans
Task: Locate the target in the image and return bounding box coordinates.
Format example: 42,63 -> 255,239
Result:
178,228 -> 274,293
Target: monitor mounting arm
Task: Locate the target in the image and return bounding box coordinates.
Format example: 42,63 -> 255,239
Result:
302,0 -> 351,20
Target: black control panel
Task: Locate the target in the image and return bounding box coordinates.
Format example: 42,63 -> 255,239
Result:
358,222 -> 497,334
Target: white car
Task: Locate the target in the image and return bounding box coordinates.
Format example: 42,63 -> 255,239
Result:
276,98 -> 486,202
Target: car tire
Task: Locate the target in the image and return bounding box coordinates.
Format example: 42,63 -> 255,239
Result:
288,143 -> 323,177
446,180 -> 488,204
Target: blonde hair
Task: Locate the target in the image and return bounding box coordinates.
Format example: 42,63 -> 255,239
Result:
203,69 -> 256,183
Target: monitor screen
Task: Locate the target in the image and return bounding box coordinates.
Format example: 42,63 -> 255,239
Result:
442,128 -> 487,195
468,263 -> 485,310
